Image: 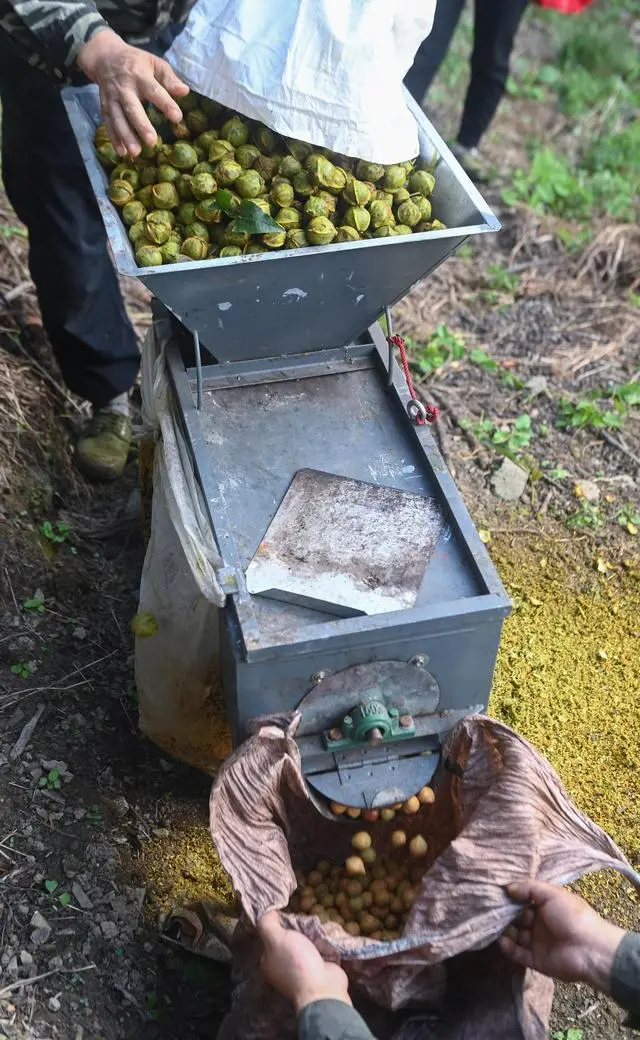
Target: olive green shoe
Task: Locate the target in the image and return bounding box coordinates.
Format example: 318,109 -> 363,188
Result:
75,409 -> 132,481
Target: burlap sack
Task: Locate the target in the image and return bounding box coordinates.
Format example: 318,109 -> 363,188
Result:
210,715 -> 640,1039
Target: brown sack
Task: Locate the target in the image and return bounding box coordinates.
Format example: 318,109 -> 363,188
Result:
210,715 -> 640,1040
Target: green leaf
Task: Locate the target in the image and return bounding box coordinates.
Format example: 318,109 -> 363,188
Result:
232,201 -> 284,235
23,596 -> 45,612
514,414 -> 532,431
58,892 -> 72,906
213,189 -> 238,217
45,879 -> 58,893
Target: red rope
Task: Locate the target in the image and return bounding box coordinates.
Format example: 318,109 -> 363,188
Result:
388,335 -> 439,424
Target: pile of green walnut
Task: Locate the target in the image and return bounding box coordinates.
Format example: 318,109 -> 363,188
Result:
94,90 -> 446,268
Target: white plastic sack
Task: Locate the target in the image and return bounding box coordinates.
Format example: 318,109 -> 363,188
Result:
135,321 -> 232,773
166,0 -> 436,164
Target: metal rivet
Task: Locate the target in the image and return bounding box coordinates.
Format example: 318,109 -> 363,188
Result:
409,654 -> 427,668
328,728 -> 342,742
311,670 -> 329,683
399,714 -> 413,729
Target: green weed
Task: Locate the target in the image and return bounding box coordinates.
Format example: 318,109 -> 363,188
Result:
410,325 -> 465,376
557,382 -> 639,433
617,503 -> 640,536
23,595 -> 45,613
552,1030 -> 583,1040
39,768 -> 61,791
566,503 -> 604,530
463,414 -> 533,460
10,660 -> 33,679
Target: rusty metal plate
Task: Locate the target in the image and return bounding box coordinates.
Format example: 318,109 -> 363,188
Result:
245,469 -> 443,616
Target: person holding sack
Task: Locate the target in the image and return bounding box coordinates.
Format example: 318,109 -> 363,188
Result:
257,881 -> 640,1039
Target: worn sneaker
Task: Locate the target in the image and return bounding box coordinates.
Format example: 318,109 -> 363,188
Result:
450,142 -> 491,184
75,409 -> 132,481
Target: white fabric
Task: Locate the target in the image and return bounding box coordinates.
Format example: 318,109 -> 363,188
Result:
166,0 -> 436,164
135,324 -> 227,773
102,391 -> 130,417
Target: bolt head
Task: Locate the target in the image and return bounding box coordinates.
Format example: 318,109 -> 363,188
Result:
409,655 -> 427,668
328,728 -> 343,742
311,670 -> 329,683
399,714 -> 413,729
343,715 -> 354,730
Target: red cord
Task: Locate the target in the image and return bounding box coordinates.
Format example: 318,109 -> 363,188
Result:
388,335 -> 439,424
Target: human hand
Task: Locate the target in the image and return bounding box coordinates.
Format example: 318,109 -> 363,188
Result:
77,28 -> 189,157
499,879 -> 626,993
257,911 -> 351,1014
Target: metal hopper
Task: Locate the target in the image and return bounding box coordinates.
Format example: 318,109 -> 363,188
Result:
64,88 -> 499,362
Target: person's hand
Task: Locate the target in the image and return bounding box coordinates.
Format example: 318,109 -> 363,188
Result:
257,911 -> 351,1014
500,879 -> 626,993
77,28 -> 189,157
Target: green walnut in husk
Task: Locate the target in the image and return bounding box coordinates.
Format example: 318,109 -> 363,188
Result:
94,124 -> 111,147
235,170 -> 264,199
151,182 -> 179,210
342,178 -> 373,207
140,135 -> 163,160
221,117 -> 249,148
236,145 -> 261,170
157,164 -> 180,185
219,245 -> 243,258
136,186 -> 156,208
270,179 -> 295,208
286,138 -> 312,162
286,228 -> 308,249
214,158 -> 242,186
263,230 -> 286,249
182,236 -> 208,260
122,200 -> 147,226
369,200 -> 395,229
355,160 -> 385,183
310,155 -> 347,194
184,221 -> 209,242
408,170 -> 435,197
200,97 -> 223,120
160,239 -> 182,263
275,207 -> 300,231
393,188 -> 411,206
195,198 -> 223,224
129,221 -> 150,246
186,108 -> 208,136
169,141 -> 198,170
254,153 -> 281,183
292,171 -> 315,198
177,202 -> 197,225
396,199 -> 422,228
374,189 -> 394,206
136,244 -> 163,267
176,174 -> 194,200
343,206 -> 370,234
177,90 -> 198,113
208,139 -> 235,163
146,211 -> 173,244
336,226 -> 360,243
108,179 -> 135,206
279,155 -> 302,178
254,125 -> 278,153
172,120 -> 191,141
110,165 -> 140,189
372,226 -> 394,238
383,165 -> 407,191
315,190 -> 337,215
251,197 -> 273,216
140,165 -> 160,186
224,226 -> 250,248
304,196 -> 329,220
430,219 -> 447,231
394,224 -> 412,236
193,161 -> 215,176
413,195 -> 432,222
307,216 -> 337,245
244,242 -> 264,254
196,130 -> 219,154
97,142 -> 119,169
191,172 -> 217,200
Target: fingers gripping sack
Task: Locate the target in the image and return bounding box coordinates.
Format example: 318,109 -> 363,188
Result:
209,716 -> 640,1040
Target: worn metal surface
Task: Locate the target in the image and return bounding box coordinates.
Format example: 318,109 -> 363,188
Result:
245,469 -> 443,616
64,87 -> 500,362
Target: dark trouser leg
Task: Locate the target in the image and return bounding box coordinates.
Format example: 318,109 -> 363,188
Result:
404,0 -> 466,105
0,34 -> 139,408
457,0 -> 529,149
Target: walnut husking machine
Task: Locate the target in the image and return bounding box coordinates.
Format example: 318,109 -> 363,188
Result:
64,87 -> 511,815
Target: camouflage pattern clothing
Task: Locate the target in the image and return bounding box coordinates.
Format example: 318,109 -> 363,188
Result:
0,0 -> 195,80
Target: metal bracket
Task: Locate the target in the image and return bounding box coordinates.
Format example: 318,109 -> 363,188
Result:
323,695 -> 416,751
193,328 -> 203,412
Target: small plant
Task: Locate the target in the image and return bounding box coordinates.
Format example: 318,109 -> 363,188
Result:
39,768 -> 62,791
552,1029 -> 583,1040
566,502 -> 604,530
617,503 -> 640,536
23,595 -> 45,613
468,348 -> 524,390
557,382 -> 639,433
463,414 -> 534,460
411,324 -> 465,376
502,149 -> 590,219
10,660 -> 33,679
485,264 -> 520,295
40,520 -> 72,545
44,880 -> 72,906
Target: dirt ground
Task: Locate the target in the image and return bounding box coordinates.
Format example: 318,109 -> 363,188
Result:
0,7 -> 639,1040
